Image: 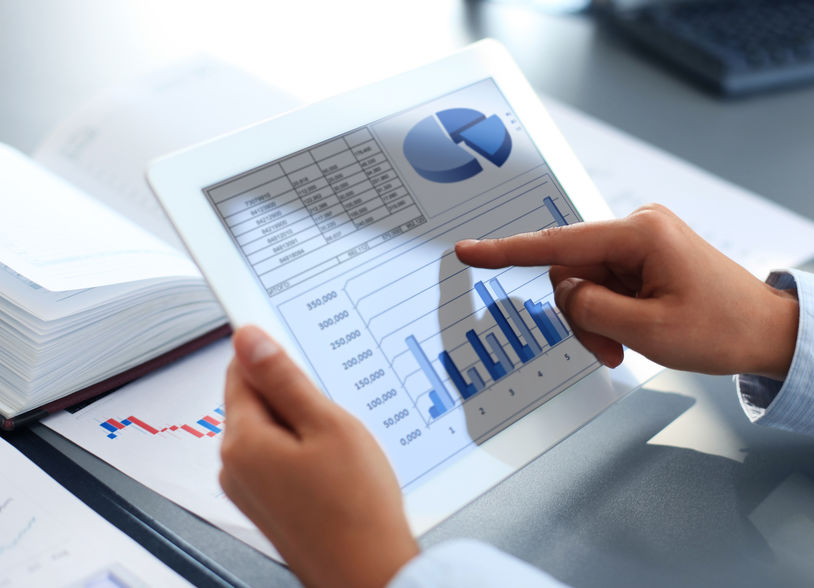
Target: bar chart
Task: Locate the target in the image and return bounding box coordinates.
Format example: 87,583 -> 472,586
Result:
99,405 -> 225,440
406,276 -> 571,419
278,181 -> 598,487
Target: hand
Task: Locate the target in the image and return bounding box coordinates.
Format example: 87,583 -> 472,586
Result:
455,204 -> 798,380
220,326 -> 418,588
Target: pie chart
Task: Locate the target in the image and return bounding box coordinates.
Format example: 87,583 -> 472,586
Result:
403,108 -> 512,183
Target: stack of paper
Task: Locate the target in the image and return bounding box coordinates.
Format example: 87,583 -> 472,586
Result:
0,144 -> 224,420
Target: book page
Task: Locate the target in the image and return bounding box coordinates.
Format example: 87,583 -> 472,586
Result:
0,264 -> 135,321
34,57 -> 302,248
0,437 -> 190,587
0,144 -> 200,292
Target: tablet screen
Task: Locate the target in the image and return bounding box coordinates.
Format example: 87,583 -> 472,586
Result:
203,78 -> 599,490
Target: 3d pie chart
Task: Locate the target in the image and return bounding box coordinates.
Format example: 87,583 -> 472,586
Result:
403,108 -> 512,183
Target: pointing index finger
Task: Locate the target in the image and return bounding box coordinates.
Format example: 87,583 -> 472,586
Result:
455,220 -> 640,269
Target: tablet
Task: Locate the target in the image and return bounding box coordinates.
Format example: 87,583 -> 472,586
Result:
149,40 -> 639,535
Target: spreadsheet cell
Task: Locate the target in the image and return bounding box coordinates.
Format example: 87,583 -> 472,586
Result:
226,189 -> 299,228
300,186 -> 334,207
342,188 -> 380,210
243,218 -> 310,256
323,224 -> 356,243
337,180 -> 375,202
280,151 -> 315,175
353,204 -> 391,227
381,186 -> 409,203
386,197 -> 413,214
318,150 -> 357,175
344,128 -> 373,147
310,137 -> 347,162
369,169 -> 395,187
207,163 -> 285,204
312,203 -> 347,224
306,194 -> 341,215
247,224 -> 322,265
218,175 -> 293,218
325,163 -> 364,185
236,205 -> 310,246
331,169 -> 369,194
359,152 -> 388,169
352,140 -> 378,158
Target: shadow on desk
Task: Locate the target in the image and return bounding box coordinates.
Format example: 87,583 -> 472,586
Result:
423,382 -> 814,588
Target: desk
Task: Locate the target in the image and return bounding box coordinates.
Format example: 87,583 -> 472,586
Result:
3,1 -> 814,586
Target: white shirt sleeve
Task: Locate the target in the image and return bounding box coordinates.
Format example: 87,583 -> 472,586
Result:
387,539 -> 568,588
736,269 -> 814,435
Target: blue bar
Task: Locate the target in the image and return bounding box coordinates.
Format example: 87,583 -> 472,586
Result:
466,329 -> 507,381
428,391 -> 444,419
214,407 -> 225,416
121,419 -> 132,426
489,278 -> 542,355
197,419 -> 222,434
485,333 -> 514,372
406,335 -> 453,415
440,351 -> 478,399
100,422 -> 117,433
543,301 -> 569,339
525,300 -> 562,347
474,281 -> 534,362
467,367 -> 486,392
107,433 -> 117,439
544,196 -> 568,227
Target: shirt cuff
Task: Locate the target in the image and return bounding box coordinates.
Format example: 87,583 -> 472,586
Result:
736,269 -> 814,435
388,539 -> 567,588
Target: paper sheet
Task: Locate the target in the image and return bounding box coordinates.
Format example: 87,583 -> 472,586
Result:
34,57 -> 301,249
0,144 -> 199,292
44,339 -> 281,562
0,437 -> 190,587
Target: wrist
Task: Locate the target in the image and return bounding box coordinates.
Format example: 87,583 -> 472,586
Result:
360,538 -> 420,588
323,533 -> 419,588
746,285 -> 799,380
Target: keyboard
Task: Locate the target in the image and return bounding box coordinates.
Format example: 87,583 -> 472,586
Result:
599,0 -> 814,95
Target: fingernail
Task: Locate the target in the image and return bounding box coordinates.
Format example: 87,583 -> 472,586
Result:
555,278 -> 578,309
239,326 -> 278,365
251,337 -> 277,364
456,239 -> 480,247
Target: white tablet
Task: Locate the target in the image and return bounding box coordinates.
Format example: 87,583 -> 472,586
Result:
148,40 -> 646,535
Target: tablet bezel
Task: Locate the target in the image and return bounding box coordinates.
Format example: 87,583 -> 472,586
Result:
148,39 -> 630,536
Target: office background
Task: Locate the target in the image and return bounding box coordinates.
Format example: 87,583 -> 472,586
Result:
2,1 -> 814,586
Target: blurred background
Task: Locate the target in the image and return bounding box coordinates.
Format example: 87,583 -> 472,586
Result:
2,0 -> 813,220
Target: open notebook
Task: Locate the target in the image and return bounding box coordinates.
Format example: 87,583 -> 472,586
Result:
0,58 -> 300,429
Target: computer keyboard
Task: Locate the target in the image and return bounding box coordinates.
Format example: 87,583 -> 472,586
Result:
600,0 -> 814,95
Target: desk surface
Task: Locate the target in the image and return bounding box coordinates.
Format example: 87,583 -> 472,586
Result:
3,1 -> 814,586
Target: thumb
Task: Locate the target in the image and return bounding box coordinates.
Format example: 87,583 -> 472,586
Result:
555,278 -> 656,349
233,325 -> 328,432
